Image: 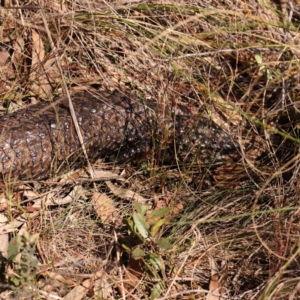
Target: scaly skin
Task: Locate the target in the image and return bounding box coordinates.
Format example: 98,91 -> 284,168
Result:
0,90 -> 239,180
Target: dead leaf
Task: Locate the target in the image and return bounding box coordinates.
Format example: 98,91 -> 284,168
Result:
122,257 -> 144,297
12,35 -> 25,73
22,188 -> 39,199
78,169 -> 124,182
31,29 -> 45,67
106,181 -> 147,204
46,271 -> 76,286
26,204 -> 40,213
0,35 -> 23,83
56,169 -> 84,184
63,283 -> 89,300
206,274 -> 225,300
92,192 -> 117,223
211,95 -> 243,128
93,273 -> 114,299
27,29 -> 61,98
127,255 -> 144,278
0,51 -> 9,67
29,29 -> 53,98
94,169 -> 122,179
0,214 -> 9,257
44,185 -> 84,207
0,210 -> 39,234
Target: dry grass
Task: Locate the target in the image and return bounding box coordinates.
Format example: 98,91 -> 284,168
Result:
0,0 -> 300,299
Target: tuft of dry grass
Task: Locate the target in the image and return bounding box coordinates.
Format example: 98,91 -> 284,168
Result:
0,0 -> 300,299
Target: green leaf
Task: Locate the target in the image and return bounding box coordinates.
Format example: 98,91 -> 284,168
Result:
150,218 -> 166,237
140,204 -> 149,216
156,238 -> 173,250
264,68 -> 272,80
254,50 -> 262,65
29,257 -> 39,268
133,202 -> 143,215
9,277 -> 20,286
133,202 -> 149,216
132,248 -> 145,260
126,218 -> 135,234
254,49 -> 272,79
149,207 -> 171,219
176,246 -> 185,253
121,244 -> 130,252
147,253 -> 164,271
8,237 -> 19,262
133,213 -> 150,240
151,281 -> 164,299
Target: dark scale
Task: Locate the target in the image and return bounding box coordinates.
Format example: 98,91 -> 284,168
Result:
0,90 -> 241,180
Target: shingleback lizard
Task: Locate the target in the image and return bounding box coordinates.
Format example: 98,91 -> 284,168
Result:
0,90 -> 240,180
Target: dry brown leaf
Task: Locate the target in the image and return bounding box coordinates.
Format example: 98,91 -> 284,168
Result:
22,186 -> 40,199
106,181 -> 147,204
78,169 -> 124,182
29,29 -> 53,98
47,271 -> 76,286
25,28 -> 61,98
31,29 -> 45,67
0,51 -> 9,68
0,52 -> 15,82
0,214 -> 9,257
38,56 -> 61,96
0,210 -> 38,234
52,186 -> 84,206
206,274 -> 225,300
0,202 -> 7,212
31,185 -> 84,210
127,256 -> 144,279
0,192 -> 8,212
92,191 -> 118,224
93,274 -> 114,299
26,204 -> 40,213
12,35 -> 25,71
211,95 -> 243,127
57,169 -> 84,183
123,270 -> 140,295
123,257 -> 144,296
44,0 -> 67,13
94,170 -> 125,181
172,202 -> 184,216
63,283 -> 89,300
94,169 -> 121,179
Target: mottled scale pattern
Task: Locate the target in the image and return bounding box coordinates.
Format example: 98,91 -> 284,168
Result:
0,90 -> 240,180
